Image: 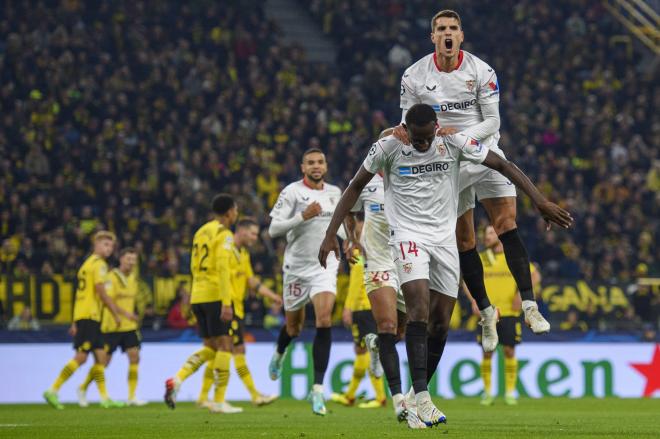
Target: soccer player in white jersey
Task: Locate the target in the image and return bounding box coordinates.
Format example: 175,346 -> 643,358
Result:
397,10 -> 552,352
320,104 -> 572,427
268,148 -> 345,416
344,172 -> 410,420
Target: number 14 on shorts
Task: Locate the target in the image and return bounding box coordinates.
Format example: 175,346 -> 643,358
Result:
399,241 -> 419,259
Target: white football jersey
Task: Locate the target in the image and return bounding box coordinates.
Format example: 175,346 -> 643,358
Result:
270,179 -> 341,277
362,133 -> 488,247
350,173 -> 391,271
400,50 -> 501,152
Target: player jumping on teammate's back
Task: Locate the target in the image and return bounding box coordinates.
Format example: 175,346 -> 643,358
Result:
320,104 -> 572,428
330,216 -> 387,409
396,10 -> 551,347
44,231 -> 127,409
164,194 -> 241,414
78,247 -> 145,407
268,148 -> 346,416
196,218 -> 281,408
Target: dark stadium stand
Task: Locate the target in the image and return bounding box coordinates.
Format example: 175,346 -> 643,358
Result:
0,0 -> 657,335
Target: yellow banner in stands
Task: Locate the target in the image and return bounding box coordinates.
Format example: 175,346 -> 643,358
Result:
1,275 -> 658,322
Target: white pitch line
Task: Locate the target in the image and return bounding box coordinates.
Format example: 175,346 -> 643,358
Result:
0,424 -> 30,427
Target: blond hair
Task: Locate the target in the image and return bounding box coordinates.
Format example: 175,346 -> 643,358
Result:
431,9 -> 462,31
93,230 -> 116,243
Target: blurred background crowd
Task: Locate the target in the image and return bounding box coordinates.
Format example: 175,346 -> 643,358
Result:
0,0 -> 657,334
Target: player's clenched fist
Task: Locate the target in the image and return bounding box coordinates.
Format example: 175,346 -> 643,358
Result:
302,201 -> 322,220
318,233 -> 340,269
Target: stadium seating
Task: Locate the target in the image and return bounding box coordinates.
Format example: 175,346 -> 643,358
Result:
0,0 -> 657,332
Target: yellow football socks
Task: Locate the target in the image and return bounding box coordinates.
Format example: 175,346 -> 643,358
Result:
213,351 -> 232,403
345,352 -> 369,400
51,359 -> 80,392
481,357 -> 492,396
80,367 -> 95,391
369,372 -> 386,402
505,357 -> 518,396
234,353 -> 259,400
198,360 -> 214,403
175,346 -> 216,382
91,364 -> 109,400
128,364 -> 138,400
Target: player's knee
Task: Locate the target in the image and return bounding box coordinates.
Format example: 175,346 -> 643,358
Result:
315,315 -> 332,328
503,346 -> 515,358
405,304 -> 429,323
493,216 -> 517,235
376,319 -> 397,334
75,353 -> 88,365
286,323 -> 302,337
428,320 -> 449,339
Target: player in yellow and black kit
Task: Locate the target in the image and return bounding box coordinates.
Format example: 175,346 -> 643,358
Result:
164,194 -> 241,414
330,216 -> 386,408
463,226 -> 541,406
197,218 -> 282,407
77,247 -> 144,406
43,231 -> 129,409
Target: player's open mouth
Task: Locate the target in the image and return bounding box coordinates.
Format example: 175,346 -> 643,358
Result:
445,39 -> 453,50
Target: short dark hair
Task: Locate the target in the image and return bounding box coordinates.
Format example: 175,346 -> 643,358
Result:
302,148 -> 324,161
119,247 -> 137,257
212,193 -> 236,215
236,217 -> 258,229
431,9 -> 462,30
405,104 -> 437,127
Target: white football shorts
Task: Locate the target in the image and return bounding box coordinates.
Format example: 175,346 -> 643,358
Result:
282,270 -> 337,312
390,240 -> 460,298
457,147 -> 516,217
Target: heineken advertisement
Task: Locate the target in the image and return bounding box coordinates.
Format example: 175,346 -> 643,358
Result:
1,342 -> 658,403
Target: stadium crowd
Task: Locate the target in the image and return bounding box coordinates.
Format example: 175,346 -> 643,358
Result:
0,0 -> 657,329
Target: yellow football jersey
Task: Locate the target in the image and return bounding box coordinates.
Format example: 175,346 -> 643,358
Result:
73,254 -> 109,322
231,246 -> 254,320
101,268 -> 139,333
480,249 -> 535,317
190,220 -> 234,305
345,253 -> 371,312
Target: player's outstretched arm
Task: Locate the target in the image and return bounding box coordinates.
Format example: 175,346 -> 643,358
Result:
482,151 -> 573,229
318,166 -> 374,268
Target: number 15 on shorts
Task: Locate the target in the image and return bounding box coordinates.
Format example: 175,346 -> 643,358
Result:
287,283 -> 302,297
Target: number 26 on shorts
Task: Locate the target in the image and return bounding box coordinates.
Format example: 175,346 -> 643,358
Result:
370,271 -> 390,283
399,241 -> 419,260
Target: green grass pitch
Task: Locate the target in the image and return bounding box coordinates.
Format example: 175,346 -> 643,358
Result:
1,398 -> 659,438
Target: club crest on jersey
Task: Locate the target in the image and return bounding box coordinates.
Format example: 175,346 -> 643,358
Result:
465,80 -> 475,92
436,142 -> 447,156
403,263 -> 413,274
